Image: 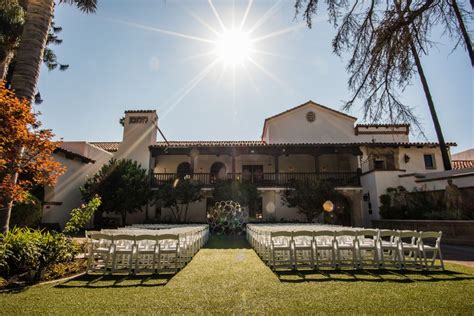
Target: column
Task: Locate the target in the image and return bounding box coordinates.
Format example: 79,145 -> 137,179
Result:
231,148 -> 236,180
274,154 -> 279,185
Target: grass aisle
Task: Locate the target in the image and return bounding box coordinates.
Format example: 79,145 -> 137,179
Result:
1,236 -> 473,314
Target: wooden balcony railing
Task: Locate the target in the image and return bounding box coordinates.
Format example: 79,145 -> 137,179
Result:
151,172 -> 360,188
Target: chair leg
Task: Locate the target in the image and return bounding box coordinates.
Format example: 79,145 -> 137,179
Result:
438,248 -> 445,271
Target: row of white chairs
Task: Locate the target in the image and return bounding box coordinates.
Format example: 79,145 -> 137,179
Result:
247,224 -> 444,271
85,225 -> 209,274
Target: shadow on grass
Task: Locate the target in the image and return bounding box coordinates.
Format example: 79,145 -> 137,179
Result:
204,235 -> 250,249
54,273 -> 175,289
274,268 -> 474,284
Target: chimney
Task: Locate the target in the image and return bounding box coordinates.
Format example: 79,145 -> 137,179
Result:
115,110 -> 157,169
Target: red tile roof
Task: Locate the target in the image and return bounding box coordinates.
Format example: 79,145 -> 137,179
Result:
150,141 -> 456,148
91,140 -> 456,151
124,110 -> 156,113
54,147 -> 95,163
356,123 -> 410,128
452,160 -> 474,169
90,142 -> 121,152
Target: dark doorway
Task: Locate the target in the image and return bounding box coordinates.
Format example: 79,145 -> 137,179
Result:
210,162 -> 226,182
177,162 -> 191,179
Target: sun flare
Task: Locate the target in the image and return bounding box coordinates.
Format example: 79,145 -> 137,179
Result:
113,0 -> 305,116
214,29 -> 253,66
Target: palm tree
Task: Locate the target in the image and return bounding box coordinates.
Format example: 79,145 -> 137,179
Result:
10,0 -> 97,101
0,0 -> 25,80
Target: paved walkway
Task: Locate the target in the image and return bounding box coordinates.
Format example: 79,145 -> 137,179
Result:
442,244 -> 474,267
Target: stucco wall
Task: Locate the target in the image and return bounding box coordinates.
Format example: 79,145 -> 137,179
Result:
42,144 -> 113,229
265,103 -> 357,144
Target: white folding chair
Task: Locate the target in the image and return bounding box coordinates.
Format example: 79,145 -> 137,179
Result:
88,233 -> 114,273
419,231 -> 444,271
313,230 -> 336,269
378,230 -> 402,269
399,231 -> 422,269
270,231 -> 293,270
292,231 -> 315,269
356,229 -> 379,269
134,234 -> 159,274
111,234 -> 135,274
157,234 -> 180,273
334,230 -> 358,269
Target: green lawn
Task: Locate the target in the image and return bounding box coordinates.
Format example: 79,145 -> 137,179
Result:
1,236 -> 473,315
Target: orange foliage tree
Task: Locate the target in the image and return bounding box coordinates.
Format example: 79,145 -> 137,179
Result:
0,81 -> 65,233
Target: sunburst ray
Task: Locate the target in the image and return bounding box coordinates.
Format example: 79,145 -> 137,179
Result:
107,18 -> 215,44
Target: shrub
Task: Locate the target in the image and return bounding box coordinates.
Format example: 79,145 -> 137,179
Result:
63,195 -> 101,234
282,178 -> 347,222
0,227 -> 77,279
81,159 -> 150,226
37,231 -> 77,275
153,179 -> 202,223
10,193 -> 42,228
0,227 -> 40,278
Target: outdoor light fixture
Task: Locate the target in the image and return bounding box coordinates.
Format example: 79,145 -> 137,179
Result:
404,154 -> 411,163
323,200 -> 334,212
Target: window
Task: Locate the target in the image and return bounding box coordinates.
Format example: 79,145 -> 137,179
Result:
374,159 -> 386,170
424,154 -> 436,169
242,165 -> 264,182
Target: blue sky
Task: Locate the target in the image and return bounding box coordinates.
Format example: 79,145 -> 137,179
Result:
37,0 -> 473,153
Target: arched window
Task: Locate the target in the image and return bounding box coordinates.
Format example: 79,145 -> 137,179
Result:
210,162 -> 226,182
177,162 -> 191,179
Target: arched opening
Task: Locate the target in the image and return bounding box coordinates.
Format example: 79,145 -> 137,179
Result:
210,162 -> 227,182
177,162 -> 191,179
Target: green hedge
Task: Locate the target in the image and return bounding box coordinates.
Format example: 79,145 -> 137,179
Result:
0,228 -> 78,279
10,193 -> 42,228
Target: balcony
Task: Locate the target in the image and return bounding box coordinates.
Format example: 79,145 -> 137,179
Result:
151,172 -> 360,188
361,154 -> 398,174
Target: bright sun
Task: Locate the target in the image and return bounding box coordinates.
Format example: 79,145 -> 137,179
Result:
214,29 -> 253,66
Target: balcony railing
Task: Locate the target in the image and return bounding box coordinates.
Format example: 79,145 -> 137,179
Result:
151,172 -> 360,188
361,154 -> 397,173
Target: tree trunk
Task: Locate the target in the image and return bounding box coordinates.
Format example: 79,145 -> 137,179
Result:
0,50 -> 14,80
410,42 -> 452,170
10,0 -> 54,102
451,0 -> 474,66
184,204 -> 189,223
2,0 -> 54,233
121,211 -> 127,227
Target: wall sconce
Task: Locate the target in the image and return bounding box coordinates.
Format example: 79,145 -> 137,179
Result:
250,149 -> 255,154
404,154 -> 410,163
289,166 -> 294,172
164,168 -> 167,173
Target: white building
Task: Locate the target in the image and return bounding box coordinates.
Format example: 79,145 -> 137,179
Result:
44,101 -> 467,228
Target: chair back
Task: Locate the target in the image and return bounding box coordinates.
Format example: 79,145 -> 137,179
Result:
271,231 -> 292,238
357,229 -> 378,238
399,230 -> 420,244
90,233 -> 113,249
313,230 -> 335,245
419,231 -> 442,246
